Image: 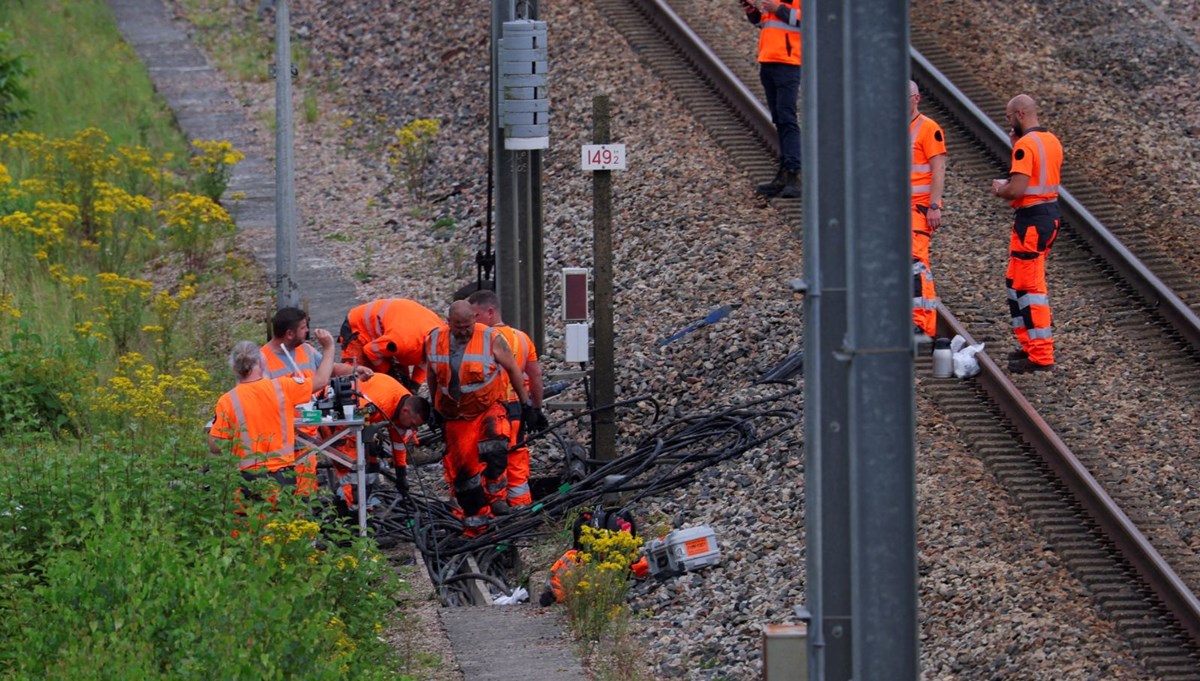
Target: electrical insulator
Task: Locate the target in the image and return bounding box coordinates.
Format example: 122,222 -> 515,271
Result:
499,19 -> 549,150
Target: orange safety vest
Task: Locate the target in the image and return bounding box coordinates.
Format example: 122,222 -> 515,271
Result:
333,373 -> 417,466
345,298 -> 442,369
260,341 -> 319,380
755,0 -> 802,66
425,323 -> 508,420
211,376 -> 313,472
909,113 -> 946,205
491,324 -> 537,403
1009,128 -> 1062,209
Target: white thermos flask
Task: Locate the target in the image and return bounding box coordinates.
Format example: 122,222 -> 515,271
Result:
932,337 -> 953,378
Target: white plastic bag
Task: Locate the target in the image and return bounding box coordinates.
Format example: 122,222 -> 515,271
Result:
950,334 -> 985,379
492,586 -> 529,605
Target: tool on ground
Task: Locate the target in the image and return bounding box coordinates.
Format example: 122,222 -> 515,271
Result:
657,304 -> 739,347
642,525 -> 721,578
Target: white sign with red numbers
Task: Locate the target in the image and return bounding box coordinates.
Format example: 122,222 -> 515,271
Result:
580,144 -> 627,171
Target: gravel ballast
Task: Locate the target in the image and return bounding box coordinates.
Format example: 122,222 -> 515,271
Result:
156,0 -> 1200,677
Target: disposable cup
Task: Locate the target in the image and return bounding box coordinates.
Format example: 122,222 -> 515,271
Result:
342,405 -> 355,421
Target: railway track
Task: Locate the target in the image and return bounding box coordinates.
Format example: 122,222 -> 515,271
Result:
602,0 -> 1200,675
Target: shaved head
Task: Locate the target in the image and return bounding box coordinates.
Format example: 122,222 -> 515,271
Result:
909,80 -> 919,98
448,300 -> 476,342
1007,94 -> 1037,116
909,80 -> 921,118
1005,93 -> 1041,136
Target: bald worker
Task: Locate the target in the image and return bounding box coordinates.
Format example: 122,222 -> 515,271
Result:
992,94 -> 1063,373
424,300 -> 530,536
909,80 -> 947,338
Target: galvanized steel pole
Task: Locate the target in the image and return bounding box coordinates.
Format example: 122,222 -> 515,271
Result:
845,1 -> 919,679
801,1 -> 852,677
273,0 -> 298,309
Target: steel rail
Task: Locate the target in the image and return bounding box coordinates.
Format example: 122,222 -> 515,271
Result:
624,0 -> 1200,649
935,304 -> 1200,647
911,49 -> 1200,352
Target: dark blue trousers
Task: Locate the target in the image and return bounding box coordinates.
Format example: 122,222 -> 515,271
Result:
759,62 -> 802,171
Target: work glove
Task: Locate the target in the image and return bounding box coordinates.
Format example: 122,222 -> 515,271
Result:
529,406 -> 549,434
427,409 -> 445,433
394,465 -> 409,498
520,402 -> 536,440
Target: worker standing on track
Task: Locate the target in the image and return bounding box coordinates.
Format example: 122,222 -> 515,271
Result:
209,331 -> 336,496
467,289 -> 548,512
261,307 -> 370,494
425,300 -> 531,536
326,373 -> 430,510
740,0 -> 802,199
992,93 -> 1063,374
909,80 -> 947,338
339,298 -> 443,390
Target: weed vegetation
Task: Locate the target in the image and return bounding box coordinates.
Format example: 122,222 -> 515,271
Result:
0,2 -> 417,678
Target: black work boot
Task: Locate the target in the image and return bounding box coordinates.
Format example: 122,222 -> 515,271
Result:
755,166 -> 786,197
777,169 -> 801,199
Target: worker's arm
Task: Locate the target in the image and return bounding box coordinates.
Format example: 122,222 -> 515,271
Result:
310,328 -> 337,393
207,434 -> 223,456
927,153 -> 946,229
332,361 -> 374,379
992,172 -> 1029,200
493,337 -> 530,406
525,358 -> 544,409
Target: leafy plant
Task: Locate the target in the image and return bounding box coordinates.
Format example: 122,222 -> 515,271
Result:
354,243 -> 375,283
159,191 -> 234,272
188,139 -> 244,203
0,28 -> 32,130
386,118 -> 440,202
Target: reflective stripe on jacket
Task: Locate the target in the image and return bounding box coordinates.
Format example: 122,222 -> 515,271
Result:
1009,128 -> 1062,209
909,113 -> 946,200
755,0 -> 801,65
426,323 -> 507,420
492,324 -> 536,403
260,342 -> 319,380
211,376 -> 313,472
346,298 -> 443,368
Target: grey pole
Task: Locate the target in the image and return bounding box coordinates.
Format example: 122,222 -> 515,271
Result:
844,1 -> 918,679
491,0 -> 517,316
273,0 -> 298,309
802,2 -> 852,679
591,95 -> 616,462
491,0 -> 545,349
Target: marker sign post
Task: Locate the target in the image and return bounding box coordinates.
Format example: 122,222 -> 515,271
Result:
581,144 -> 627,171
587,98 -> 625,462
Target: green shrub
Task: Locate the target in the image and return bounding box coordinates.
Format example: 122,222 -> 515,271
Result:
0,28 -> 32,130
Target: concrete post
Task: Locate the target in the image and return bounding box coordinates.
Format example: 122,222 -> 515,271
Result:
273,0 -> 298,309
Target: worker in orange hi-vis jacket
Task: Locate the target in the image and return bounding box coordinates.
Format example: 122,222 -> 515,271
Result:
741,0 -> 802,199
992,93 -> 1063,374
909,80 -> 947,338
467,289 -> 548,512
338,298 -> 442,390
209,331 -> 336,498
424,301 -> 530,537
323,372 -> 430,510
260,307 -> 371,494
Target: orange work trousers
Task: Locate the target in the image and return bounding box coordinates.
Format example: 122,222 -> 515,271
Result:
1006,203 -> 1060,366
442,402 -> 512,537
503,401 -> 533,508
911,206 -> 937,337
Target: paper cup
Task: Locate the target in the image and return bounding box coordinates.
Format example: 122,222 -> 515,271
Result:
342,405 -> 355,421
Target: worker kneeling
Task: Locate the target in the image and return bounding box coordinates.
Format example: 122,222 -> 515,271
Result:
322,373 -> 429,512
539,508 -> 649,606
425,301 -> 532,537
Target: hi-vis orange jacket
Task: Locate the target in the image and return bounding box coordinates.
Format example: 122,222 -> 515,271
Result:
425,323 -> 508,421
491,324 -> 536,404
754,0 -> 802,66
910,113 -> 946,206
1009,128 -> 1062,209
260,342 -> 319,380
211,376 -> 314,472
344,298 -> 442,371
